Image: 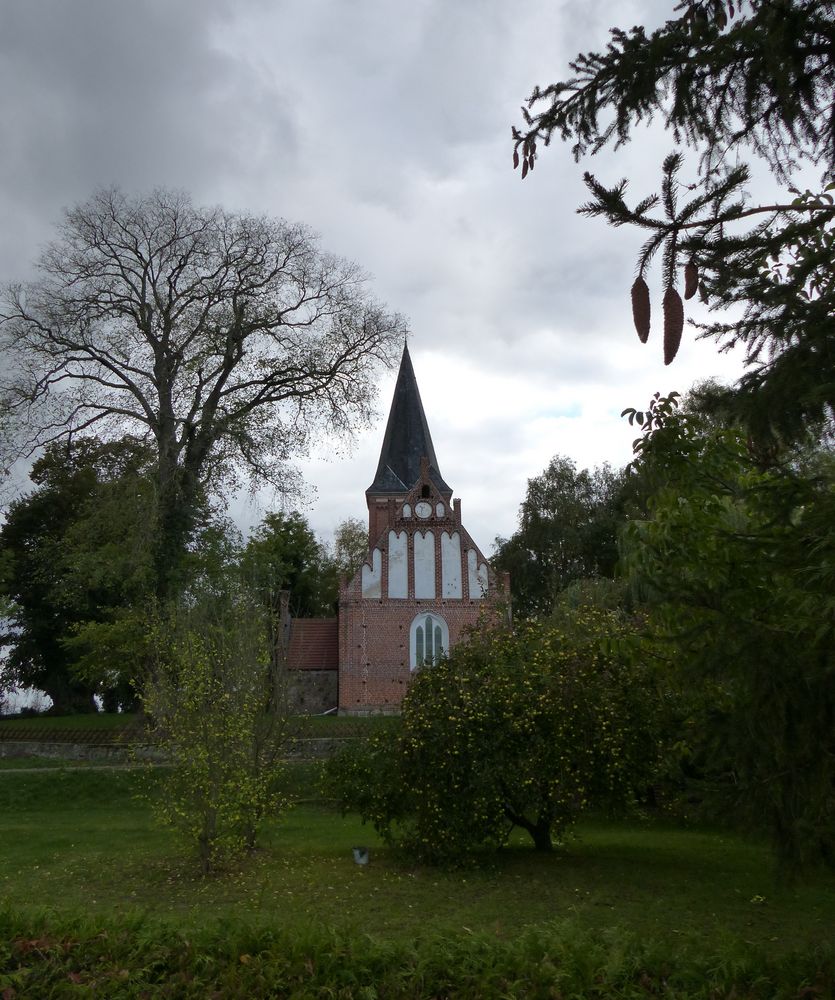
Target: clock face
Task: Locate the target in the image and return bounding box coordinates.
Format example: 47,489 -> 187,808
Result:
415,501 -> 433,519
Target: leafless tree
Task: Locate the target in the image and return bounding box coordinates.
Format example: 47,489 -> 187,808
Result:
0,188 -> 405,599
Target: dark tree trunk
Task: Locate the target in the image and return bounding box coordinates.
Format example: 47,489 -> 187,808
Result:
43,675 -> 98,715
152,459 -> 202,604
530,822 -> 554,852
503,805 -> 554,852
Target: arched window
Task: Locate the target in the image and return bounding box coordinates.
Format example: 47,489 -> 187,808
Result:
409,612 -> 449,671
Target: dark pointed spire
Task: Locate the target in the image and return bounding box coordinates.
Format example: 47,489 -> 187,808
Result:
367,344 -> 451,497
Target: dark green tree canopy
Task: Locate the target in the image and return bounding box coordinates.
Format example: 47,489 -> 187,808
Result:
621,390 -> 835,871
243,511 -> 337,618
0,438 -> 155,712
514,0 -> 835,442
492,455 -> 631,617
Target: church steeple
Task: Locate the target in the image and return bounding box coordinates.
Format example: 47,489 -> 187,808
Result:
366,344 -> 451,499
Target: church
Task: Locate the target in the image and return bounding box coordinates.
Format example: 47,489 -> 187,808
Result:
286,344 -> 507,714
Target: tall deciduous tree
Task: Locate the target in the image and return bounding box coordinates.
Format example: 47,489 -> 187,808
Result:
243,511 -> 336,619
492,456 -> 630,618
513,0 -> 835,442
0,438 -> 154,713
331,516 -> 369,582
0,188 -> 405,600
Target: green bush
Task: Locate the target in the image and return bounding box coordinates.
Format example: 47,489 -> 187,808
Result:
326,608 -> 660,864
142,592 -> 288,874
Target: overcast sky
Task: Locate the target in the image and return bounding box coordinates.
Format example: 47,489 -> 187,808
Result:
0,0 -> 747,554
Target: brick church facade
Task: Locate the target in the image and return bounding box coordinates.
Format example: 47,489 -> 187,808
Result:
286,345 -> 507,714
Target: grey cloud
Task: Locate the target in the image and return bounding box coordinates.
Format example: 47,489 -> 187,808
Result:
0,0 -> 298,276
0,0 -> 745,545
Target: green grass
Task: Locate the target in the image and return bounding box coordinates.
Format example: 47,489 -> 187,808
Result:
1,767 -> 833,997
0,712 -> 140,733
0,765 -> 832,956
1,711 -> 396,740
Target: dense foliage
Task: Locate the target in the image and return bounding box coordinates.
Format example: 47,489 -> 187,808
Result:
621,394 -> 835,870
0,438 -> 154,713
2,907 -> 833,1000
327,609 -> 659,864
142,591 -> 287,873
514,0 -> 835,441
242,511 -> 339,619
492,456 -> 632,618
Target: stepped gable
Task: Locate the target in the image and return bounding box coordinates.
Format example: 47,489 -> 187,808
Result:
366,344 -> 451,499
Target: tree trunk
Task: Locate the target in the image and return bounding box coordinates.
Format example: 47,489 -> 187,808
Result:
43,676 -> 98,715
152,459 -> 202,604
531,822 -> 554,852
503,805 -> 554,852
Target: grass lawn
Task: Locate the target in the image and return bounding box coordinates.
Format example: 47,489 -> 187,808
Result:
0,765 -> 831,951
0,755 -> 108,770
0,712 -> 139,733
1,765 -> 833,997
0,711 -> 396,739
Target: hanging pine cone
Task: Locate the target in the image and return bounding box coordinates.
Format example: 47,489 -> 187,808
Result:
684,261 -> 698,300
663,286 -> 684,365
631,277 -> 651,343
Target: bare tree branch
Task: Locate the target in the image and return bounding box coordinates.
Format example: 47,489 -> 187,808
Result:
0,187 -> 406,598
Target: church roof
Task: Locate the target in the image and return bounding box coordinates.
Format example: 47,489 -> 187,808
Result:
286,618 -> 339,671
367,344 -> 451,497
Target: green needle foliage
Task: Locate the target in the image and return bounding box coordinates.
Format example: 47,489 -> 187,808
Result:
514,0 -> 835,441
621,392 -> 835,872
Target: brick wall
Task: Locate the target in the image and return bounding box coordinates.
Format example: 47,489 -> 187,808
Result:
338,471 -> 507,714
338,595 -> 500,712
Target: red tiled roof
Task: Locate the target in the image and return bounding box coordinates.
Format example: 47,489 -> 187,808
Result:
286,618 -> 339,671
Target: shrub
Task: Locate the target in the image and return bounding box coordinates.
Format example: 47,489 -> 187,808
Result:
142,590 -> 287,873
326,608 -> 660,864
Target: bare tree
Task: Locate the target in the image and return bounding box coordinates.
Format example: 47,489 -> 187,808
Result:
0,188 -> 405,599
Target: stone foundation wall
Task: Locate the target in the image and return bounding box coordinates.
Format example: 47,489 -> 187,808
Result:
0,740 -> 164,762
1,736 -> 352,762
287,669 -> 338,715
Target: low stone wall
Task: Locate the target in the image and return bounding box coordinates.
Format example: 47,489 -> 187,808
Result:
0,737 -> 353,763
337,707 -> 402,717
0,725 -> 145,745
287,670 -> 338,715
0,740 -> 164,762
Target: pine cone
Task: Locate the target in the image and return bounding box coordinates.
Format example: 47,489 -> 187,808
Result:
684,261 -> 698,300
631,277 -> 651,343
663,287 -> 684,365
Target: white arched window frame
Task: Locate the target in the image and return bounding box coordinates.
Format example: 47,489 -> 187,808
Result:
409,612 -> 449,671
